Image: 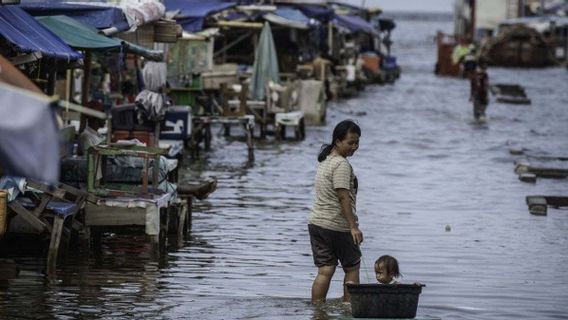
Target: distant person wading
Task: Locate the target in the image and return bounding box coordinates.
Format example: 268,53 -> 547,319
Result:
308,120 -> 363,304
469,59 -> 490,121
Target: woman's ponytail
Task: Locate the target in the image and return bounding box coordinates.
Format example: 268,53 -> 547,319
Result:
318,144 -> 333,162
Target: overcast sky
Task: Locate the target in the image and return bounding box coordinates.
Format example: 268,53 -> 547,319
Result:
339,0 -> 454,13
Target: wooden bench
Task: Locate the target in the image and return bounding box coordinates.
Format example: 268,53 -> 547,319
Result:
191,115 -> 255,162
8,180 -> 98,269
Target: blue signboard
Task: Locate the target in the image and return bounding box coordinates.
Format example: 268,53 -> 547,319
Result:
160,106 -> 192,140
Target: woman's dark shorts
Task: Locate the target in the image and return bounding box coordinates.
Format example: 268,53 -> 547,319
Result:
308,224 -> 361,268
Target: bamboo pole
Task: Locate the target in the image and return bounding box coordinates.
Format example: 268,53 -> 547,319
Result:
57,101 -> 106,119
328,21 -> 333,56
79,51 -> 92,133
64,69 -> 71,124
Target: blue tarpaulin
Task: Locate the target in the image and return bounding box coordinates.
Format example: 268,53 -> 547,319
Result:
165,0 -> 236,32
0,6 -> 82,61
19,2 -> 129,32
274,8 -> 311,24
334,14 -> 378,36
263,8 -> 312,29
295,4 -> 335,21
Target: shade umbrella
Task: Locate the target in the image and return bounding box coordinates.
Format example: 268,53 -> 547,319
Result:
249,22 -> 279,101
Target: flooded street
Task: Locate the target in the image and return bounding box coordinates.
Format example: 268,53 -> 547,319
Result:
2,13 -> 568,320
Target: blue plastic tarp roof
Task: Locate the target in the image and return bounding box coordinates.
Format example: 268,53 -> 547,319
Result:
334,14 -> 378,36
263,8 -> 312,29
275,8 -> 311,24
0,6 -> 82,61
165,0 -> 236,32
19,2 -> 130,32
295,4 -> 334,21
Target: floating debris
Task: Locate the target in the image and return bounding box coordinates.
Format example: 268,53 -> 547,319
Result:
515,160 -> 568,179
526,196 -> 568,216
490,84 -> 531,104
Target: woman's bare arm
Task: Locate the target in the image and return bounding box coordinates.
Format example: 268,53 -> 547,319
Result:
336,188 -> 363,245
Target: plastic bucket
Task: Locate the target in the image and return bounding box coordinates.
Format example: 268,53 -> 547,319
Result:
347,283 -> 424,318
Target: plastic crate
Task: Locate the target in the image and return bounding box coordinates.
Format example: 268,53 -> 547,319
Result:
347,283 -> 424,318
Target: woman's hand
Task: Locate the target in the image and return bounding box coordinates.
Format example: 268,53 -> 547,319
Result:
350,226 -> 363,245
336,188 -> 363,245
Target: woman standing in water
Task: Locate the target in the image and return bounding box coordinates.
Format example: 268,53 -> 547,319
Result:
308,120 -> 363,304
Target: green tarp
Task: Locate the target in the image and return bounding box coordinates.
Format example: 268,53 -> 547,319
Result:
36,15 -> 122,50
36,15 -> 163,61
249,23 -> 279,101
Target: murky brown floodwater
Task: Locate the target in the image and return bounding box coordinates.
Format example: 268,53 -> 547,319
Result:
2,12 -> 568,320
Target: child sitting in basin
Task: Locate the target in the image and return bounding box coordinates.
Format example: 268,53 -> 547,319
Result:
375,255 -> 401,285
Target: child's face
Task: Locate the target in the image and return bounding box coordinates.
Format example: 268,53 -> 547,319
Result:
375,262 -> 394,284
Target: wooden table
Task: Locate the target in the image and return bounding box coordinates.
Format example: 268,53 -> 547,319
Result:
191,115 -> 255,162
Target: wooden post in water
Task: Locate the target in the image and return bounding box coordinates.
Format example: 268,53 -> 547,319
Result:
47,216 -> 65,270
153,122 -> 160,189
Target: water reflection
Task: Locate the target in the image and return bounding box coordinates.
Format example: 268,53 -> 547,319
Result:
2,12 -> 568,319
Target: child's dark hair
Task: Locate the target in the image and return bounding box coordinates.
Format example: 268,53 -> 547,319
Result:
318,120 -> 361,162
375,255 -> 401,278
